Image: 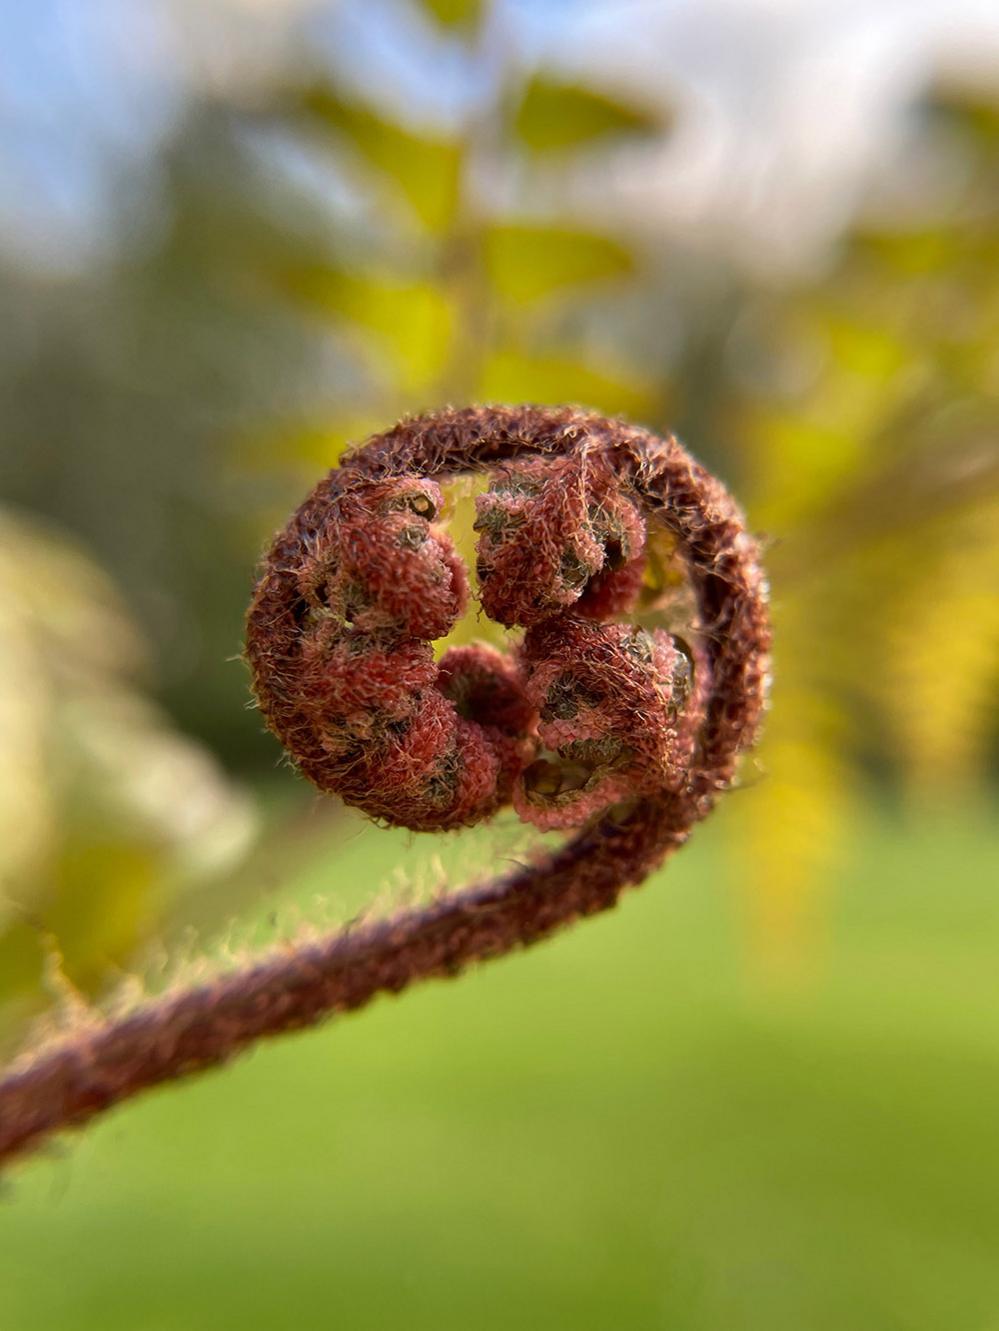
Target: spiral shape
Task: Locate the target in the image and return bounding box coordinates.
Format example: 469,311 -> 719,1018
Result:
246,406 -> 763,837
0,405 -> 770,1169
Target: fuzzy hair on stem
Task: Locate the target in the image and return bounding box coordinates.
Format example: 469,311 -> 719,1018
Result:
0,405 -> 770,1169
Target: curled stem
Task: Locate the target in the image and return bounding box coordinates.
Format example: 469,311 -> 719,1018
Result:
0,406 -> 770,1169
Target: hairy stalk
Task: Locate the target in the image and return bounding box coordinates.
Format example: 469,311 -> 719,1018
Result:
0,406 -> 770,1169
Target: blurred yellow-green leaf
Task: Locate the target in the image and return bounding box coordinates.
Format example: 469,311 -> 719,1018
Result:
513,76 -> 661,153
283,262 -> 457,392
930,85 -> 999,144
483,221 -> 634,304
418,0 -> 483,29
295,84 -> 462,231
479,346 -> 654,420
869,497 -> 999,800
0,511 -> 255,1015
854,225 -> 961,277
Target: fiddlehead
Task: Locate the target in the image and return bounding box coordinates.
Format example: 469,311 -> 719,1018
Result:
0,406 -> 770,1169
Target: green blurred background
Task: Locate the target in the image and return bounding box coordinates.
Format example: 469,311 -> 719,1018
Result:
1,1 -> 998,1327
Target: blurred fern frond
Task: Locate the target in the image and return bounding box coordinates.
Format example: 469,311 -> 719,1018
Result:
728,84 -> 999,949
0,511 -> 256,1023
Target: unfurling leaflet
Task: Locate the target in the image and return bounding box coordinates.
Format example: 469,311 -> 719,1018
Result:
0,405 -> 770,1169
245,413 -> 720,832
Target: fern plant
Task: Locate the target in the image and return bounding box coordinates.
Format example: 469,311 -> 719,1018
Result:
0,406 -> 770,1168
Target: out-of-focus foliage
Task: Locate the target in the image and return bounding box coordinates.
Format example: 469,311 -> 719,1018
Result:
268,60 -> 660,426
512,77 -> 662,153
0,510 -> 254,1029
0,0 -> 996,1028
295,85 -> 463,231
724,88 -> 999,950
0,104 -> 339,765
483,223 -> 634,305
418,0 -> 483,29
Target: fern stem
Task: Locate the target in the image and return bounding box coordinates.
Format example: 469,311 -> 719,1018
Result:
0,406 -> 770,1169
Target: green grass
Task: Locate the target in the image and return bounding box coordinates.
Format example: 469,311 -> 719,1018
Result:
2,807 -> 999,1331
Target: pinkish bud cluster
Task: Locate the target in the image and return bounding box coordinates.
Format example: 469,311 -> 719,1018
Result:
247,426 -> 712,834
251,475 -> 534,830
309,477 -> 466,640
475,451 -> 646,627
0,408 -> 768,1172
514,616 -> 707,831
